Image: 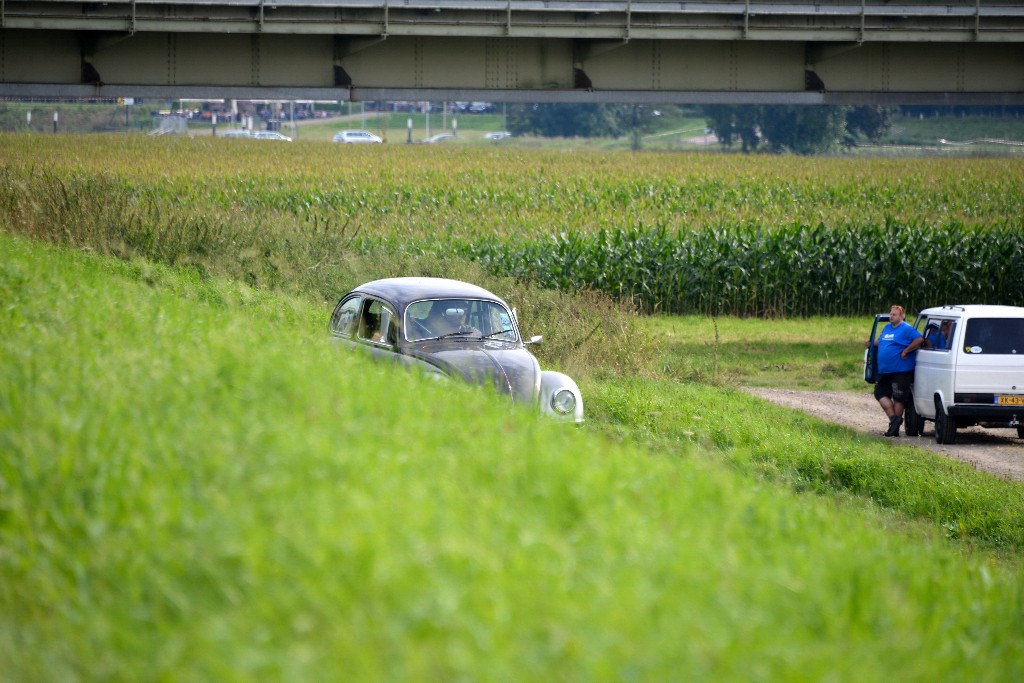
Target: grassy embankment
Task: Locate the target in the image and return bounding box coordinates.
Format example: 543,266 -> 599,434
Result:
3,136 -> 1024,679
4,231 -> 1024,681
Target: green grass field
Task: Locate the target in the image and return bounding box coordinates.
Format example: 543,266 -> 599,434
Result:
651,315 -> 869,389
3,231 -> 1024,681
3,134 -> 1024,680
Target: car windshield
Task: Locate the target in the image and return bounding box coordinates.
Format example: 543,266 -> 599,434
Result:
962,318 -> 1024,355
406,298 -> 518,343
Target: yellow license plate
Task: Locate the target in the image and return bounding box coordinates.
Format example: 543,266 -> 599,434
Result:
996,396 -> 1024,405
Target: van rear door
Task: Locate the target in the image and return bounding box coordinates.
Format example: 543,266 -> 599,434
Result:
954,318 -> 1024,400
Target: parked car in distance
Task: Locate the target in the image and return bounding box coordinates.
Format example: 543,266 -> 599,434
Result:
329,277 -> 584,423
484,131 -> 512,140
333,129 -> 383,144
421,133 -> 455,144
220,129 -> 253,138
866,304 -> 1024,443
251,131 -> 292,141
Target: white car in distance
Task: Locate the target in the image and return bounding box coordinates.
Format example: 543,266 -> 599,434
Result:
333,130 -> 383,144
251,131 -> 292,141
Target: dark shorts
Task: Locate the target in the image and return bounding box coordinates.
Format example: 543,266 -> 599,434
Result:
874,371 -> 914,403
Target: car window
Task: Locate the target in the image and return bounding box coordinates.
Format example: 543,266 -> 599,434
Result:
405,298 -> 518,342
920,317 -> 957,352
962,318 -> 1024,355
355,299 -> 397,346
329,295 -> 361,337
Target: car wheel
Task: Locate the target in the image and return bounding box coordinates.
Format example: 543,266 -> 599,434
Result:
904,392 -> 922,437
1018,426 -> 1024,439
934,398 -> 957,445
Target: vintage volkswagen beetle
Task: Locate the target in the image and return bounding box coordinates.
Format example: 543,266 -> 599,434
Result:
329,277 -> 584,422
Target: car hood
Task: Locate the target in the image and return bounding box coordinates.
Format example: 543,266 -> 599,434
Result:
410,342 -> 541,407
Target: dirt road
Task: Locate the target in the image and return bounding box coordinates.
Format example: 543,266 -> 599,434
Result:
744,388 -> 1024,482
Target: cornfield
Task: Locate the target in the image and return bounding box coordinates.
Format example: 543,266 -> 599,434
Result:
2,134 -> 1021,316
461,221 -> 1024,317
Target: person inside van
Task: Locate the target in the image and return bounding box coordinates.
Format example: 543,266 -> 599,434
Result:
925,319 -> 952,350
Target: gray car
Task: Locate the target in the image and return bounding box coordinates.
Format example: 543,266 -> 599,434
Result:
329,277 -> 583,422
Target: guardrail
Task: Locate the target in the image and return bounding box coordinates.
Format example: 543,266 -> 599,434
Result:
3,1 -> 1023,41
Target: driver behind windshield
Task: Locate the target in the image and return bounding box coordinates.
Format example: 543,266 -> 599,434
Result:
420,300 -> 479,337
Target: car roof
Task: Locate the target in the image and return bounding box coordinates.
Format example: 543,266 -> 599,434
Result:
918,304 -> 1024,318
352,277 -> 508,309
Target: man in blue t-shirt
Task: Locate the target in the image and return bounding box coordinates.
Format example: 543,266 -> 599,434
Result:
868,305 -> 925,437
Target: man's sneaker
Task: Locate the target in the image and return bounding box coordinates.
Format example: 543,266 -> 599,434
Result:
884,416 -> 903,437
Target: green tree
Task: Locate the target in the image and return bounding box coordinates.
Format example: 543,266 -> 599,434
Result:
625,105 -> 667,150
507,103 -> 665,141
759,105 -> 849,154
703,104 -> 893,154
845,105 -> 897,144
704,105 -> 761,152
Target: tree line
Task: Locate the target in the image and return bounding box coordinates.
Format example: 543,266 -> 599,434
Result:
507,104 -> 898,154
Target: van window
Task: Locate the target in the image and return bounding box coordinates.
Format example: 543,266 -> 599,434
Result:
920,318 -> 956,352
962,318 -> 1024,355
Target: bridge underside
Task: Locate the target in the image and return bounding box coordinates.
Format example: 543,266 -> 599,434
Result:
3,29 -> 1021,105
2,0 -> 1022,104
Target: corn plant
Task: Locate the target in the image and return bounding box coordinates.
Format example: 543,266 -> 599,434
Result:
2,133 -> 1021,316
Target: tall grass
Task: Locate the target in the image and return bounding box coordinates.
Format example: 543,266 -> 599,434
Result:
586,377 -> 1024,550
0,162 -> 657,380
3,232 -> 1024,681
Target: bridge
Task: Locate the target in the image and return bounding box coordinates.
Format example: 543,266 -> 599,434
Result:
1,1 -> 1022,104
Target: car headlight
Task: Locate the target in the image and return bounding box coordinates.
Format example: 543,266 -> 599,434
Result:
551,388 -> 577,415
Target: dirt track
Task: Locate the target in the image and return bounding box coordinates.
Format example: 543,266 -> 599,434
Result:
744,388 -> 1024,482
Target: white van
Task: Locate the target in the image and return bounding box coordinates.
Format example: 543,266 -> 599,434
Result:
904,305 -> 1024,443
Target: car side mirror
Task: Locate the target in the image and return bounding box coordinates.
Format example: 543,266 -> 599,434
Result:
526,335 -> 542,345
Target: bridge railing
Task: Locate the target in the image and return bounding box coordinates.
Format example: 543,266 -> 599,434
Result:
3,0 -> 1023,41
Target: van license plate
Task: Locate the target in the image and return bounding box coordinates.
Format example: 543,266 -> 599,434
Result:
996,396 -> 1024,405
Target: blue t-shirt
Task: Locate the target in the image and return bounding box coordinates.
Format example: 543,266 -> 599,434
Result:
877,321 -> 922,373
